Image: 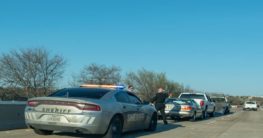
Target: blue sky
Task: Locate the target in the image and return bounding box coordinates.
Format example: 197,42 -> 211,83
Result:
0,0 -> 263,96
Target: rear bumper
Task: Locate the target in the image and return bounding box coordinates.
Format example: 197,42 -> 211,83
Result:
27,123 -> 104,134
25,111 -> 109,134
243,107 -> 257,110
167,111 -> 194,118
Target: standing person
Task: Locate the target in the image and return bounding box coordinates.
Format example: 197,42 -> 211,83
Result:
151,87 -> 168,125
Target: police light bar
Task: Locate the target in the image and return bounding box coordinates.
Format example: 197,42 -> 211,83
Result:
80,84 -> 125,89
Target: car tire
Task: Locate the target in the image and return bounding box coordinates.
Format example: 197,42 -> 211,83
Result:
190,112 -> 196,122
146,113 -> 157,131
103,116 -> 123,138
224,107 -> 229,115
209,108 -> 215,117
170,116 -> 176,120
202,110 -> 207,120
33,129 -> 53,135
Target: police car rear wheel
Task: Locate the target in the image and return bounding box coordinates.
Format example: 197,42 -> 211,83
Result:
146,113 -> 157,131
33,129 -> 53,135
104,116 -> 123,138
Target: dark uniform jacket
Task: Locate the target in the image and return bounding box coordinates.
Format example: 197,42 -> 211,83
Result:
151,92 -> 168,110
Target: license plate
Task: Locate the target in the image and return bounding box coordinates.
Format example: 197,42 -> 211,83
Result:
48,116 -> 61,122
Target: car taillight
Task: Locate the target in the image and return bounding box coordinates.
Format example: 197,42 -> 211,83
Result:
77,103 -> 101,111
181,105 -> 192,111
27,100 -> 39,107
200,100 -> 205,107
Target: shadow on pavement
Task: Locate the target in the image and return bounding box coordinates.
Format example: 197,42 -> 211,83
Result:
43,110 -> 239,138
52,122 -> 184,138
53,132 -> 101,138
123,122 -> 184,138
168,110 -> 236,123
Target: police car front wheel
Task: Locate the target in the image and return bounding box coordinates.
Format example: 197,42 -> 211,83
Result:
146,113 -> 157,131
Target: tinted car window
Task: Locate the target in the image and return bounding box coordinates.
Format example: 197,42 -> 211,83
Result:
207,96 -> 212,102
176,99 -> 193,105
166,98 -> 192,105
180,94 -> 205,100
246,101 -> 256,104
115,92 -> 130,103
128,94 -> 142,104
165,98 -> 177,103
48,88 -> 110,99
211,98 -> 225,102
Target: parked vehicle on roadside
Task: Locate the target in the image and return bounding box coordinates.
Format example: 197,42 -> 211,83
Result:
178,92 -> 216,119
211,96 -> 231,115
164,98 -> 203,121
25,84 -> 157,138
243,101 -> 258,111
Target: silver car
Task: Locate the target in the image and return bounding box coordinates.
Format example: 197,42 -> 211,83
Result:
25,85 -> 157,138
165,98 -> 203,121
211,96 -> 231,114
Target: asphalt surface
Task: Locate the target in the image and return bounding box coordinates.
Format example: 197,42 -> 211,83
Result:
0,108 -> 262,138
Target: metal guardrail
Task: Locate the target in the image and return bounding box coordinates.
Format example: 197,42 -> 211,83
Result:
0,101 -> 27,105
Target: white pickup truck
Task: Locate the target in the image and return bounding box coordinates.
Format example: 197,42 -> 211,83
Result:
178,92 -> 216,119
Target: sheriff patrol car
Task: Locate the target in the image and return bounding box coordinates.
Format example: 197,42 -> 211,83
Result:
25,84 -> 157,138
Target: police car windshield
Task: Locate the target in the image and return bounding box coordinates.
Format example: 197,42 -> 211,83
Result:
48,88 -> 110,99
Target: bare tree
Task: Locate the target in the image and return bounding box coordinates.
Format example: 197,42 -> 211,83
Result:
0,48 -> 66,97
124,69 -> 183,101
166,81 -> 185,97
125,69 -> 162,101
70,63 -> 121,86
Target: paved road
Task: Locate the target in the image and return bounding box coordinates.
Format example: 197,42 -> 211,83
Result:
0,108 -> 262,138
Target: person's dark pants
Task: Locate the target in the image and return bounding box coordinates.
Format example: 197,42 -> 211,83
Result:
155,104 -> 168,124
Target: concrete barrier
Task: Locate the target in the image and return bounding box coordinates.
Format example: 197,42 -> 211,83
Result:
0,101 -> 27,131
